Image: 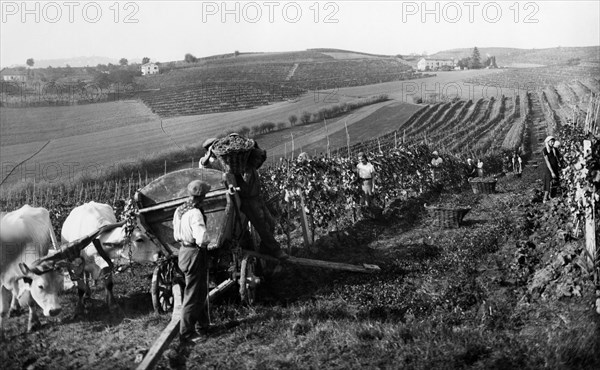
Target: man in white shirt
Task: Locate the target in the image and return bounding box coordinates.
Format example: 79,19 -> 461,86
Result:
356,152 -> 376,207
173,180 -> 212,344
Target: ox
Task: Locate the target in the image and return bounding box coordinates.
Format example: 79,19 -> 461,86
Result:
0,205 -> 63,339
61,201 -> 160,315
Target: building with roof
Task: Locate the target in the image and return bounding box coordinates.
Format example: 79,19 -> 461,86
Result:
141,63 -> 159,76
0,68 -> 28,82
417,58 -> 455,71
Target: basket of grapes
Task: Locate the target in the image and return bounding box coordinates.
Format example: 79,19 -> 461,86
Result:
211,135 -> 256,174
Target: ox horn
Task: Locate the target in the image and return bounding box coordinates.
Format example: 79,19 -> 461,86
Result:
26,221 -> 126,275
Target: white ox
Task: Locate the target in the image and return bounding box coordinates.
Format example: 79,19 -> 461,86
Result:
61,201 -> 160,314
0,205 -> 63,339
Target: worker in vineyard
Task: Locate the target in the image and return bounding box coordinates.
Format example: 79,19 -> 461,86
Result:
512,151 -> 522,175
297,152 -> 310,163
466,158 -> 477,178
476,159 -> 485,177
503,153 -> 512,174
553,140 -> 566,168
356,152 -> 376,207
173,180 -> 213,345
430,151 -> 443,182
199,137 -> 226,171
237,146 -> 289,260
542,136 -> 561,203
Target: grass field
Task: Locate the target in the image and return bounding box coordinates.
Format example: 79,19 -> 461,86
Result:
1,68 -> 504,186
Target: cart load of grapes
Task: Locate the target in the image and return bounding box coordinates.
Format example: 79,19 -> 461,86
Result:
211,135 -> 257,174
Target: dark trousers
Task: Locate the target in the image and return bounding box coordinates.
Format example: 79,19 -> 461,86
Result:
178,246 -> 210,339
240,197 -> 280,253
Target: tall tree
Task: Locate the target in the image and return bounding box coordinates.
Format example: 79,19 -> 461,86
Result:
469,47 -> 481,69
26,58 -> 34,67
142,57 -> 150,64
119,58 -> 128,66
184,53 -> 197,63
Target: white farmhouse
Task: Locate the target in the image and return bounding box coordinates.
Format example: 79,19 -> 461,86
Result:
417,58 -> 455,71
0,68 -> 27,82
141,63 -> 159,76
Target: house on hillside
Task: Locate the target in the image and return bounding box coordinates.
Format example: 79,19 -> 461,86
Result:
417,58 -> 455,71
141,63 -> 159,76
0,68 -> 28,82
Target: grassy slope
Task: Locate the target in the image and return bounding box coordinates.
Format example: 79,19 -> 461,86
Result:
1,69 -> 503,185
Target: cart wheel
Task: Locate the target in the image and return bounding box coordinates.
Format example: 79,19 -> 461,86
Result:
151,261 -> 183,314
239,255 -> 259,305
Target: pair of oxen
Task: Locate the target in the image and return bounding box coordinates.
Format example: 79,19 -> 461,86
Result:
0,202 -> 160,339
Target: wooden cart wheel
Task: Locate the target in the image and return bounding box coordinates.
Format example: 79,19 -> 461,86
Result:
239,255 -> 259,305
151,260 -> 183,314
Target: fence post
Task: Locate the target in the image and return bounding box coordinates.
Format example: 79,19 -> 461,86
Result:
299,194 -> 313,249
583,140 -> 596,274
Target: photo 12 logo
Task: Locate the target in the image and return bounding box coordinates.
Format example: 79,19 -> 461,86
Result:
200,1 -> 340,23
1,1 -> 140,23
401,1 -> 540,23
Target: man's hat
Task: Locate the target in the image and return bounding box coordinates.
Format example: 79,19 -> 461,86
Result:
187,180 -> 211,197
202,138 -> 217,150
432,151 -> 439,156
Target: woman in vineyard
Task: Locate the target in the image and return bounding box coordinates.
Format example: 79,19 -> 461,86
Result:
542,136 -> 561,203
477,159 -> 485,177
356,152 -> 376,207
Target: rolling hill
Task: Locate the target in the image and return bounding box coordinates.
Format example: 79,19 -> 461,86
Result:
429,46 -> 600,67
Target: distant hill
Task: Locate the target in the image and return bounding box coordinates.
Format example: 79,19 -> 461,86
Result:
429,46 -> 600,67
28,56 -> 121,68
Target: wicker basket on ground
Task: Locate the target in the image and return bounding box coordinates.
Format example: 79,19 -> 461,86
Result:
424,203 -> 471,228
211,135 -> 255,174
468,178 -> 497,194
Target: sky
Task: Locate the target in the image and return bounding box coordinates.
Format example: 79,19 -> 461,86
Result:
1,0 -> 599,67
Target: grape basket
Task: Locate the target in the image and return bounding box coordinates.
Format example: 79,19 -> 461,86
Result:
211,135 -> 256,174
424,203 -> 471,228
468,178 -> 497,194
217,151 -> 251,174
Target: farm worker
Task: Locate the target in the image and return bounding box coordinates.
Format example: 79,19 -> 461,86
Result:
297,152 -> 310,163
542,136 -> 561,203
476,159 -> 485,177
356,152 -> 376,207
512,152 -> 522,174
236,146 -> 289,260
430,150 -> 443,182
553,140 -> 566,168
503,154 -> 512,173
173,180 -> 213,344
466,158 -> 477,178
199,137 -> 226,171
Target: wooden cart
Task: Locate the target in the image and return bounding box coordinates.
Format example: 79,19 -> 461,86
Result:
135,167 -> 380,370
134,167 -> 263,312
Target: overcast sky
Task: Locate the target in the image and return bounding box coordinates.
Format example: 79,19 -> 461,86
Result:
1,0 -> 599,67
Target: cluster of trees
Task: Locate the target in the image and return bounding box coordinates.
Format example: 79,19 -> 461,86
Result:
456,47 -> 498,70
184,53 -> 198,63
291,95 -> 389,126
212,95 -> 389,140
